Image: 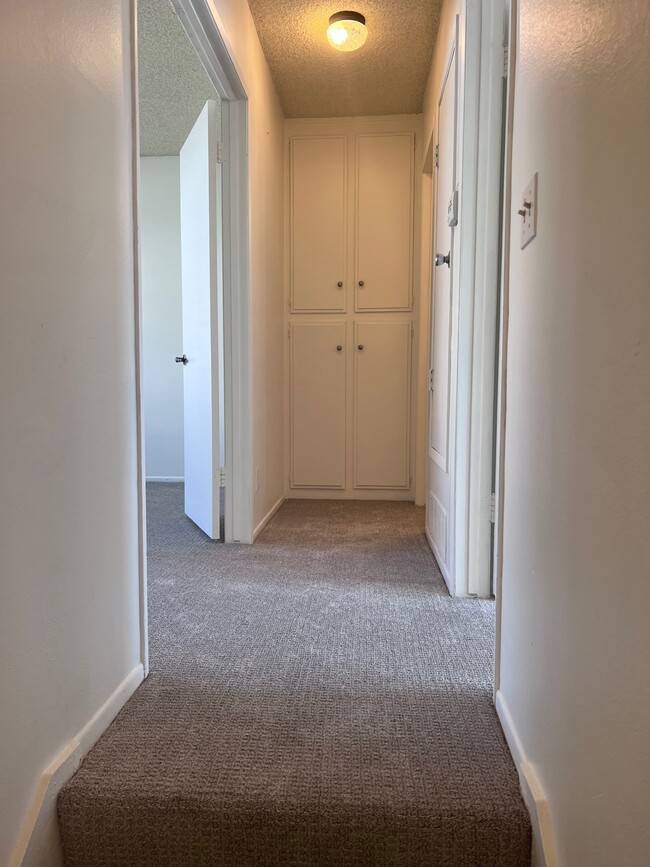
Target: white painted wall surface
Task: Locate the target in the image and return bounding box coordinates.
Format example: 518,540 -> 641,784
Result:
0,0 -> 142,863
140,156 -> 185,480
207,0 -> 286,533
499,1 -> 650,864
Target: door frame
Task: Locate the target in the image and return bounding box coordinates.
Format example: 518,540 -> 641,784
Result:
130,0 -> 252,673
422,0 -> 508,598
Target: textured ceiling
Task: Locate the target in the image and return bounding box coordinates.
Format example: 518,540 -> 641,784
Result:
247,0 -> 443,118
138,0 -> 220,156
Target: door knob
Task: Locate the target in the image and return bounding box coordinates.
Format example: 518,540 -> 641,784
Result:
337,281 -> 343,288
175,354 -> 188,365
435,252 -> 450,267
358,344 -> 364,351
336,345 -> 342,351
358,280 -> 365,287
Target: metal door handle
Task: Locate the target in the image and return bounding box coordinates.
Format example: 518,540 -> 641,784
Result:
435,252 -> 450,267
175,354 -> 188,365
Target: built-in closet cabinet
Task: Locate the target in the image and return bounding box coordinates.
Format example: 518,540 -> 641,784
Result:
290,322 -> 346,488
355,134 -> 414,312
286,117 -> 421,499
290,136 -> 347,312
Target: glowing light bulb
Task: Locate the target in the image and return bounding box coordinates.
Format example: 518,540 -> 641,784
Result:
326,12 -> 367,52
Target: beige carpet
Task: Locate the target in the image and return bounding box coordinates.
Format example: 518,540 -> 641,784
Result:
58,484 -> 530,866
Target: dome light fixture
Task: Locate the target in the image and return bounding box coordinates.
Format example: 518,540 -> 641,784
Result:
327,11 -> 368,52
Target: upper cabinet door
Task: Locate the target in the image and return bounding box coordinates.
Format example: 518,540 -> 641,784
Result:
355,133 -> 414,311
290,136 -> 347,312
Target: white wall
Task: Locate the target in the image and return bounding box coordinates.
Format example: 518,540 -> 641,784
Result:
140,156 -> 185,480
207,0 -> 286,534
498,0 -> 650,864
0,0 -> 142,864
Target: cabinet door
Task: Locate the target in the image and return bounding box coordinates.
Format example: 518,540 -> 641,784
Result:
354,322 -> 411,488
291,322 -> 346,487
355,133 -> 414,311
290,137 -> 347,312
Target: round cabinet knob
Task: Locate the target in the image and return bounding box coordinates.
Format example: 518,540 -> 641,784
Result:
337,281 -> 343,288
358,344 -> 364,351
336,345 -> 343,352
358,280 -> 365,287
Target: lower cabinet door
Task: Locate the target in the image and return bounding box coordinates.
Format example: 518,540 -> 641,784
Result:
290,322 -> 346,488
354,321 -> 411,488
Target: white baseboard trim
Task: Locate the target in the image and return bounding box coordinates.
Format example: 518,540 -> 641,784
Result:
145,476 -> 184,483
10,663 -> 144,867
253,495 -> 285,541
495,689 -> 559,867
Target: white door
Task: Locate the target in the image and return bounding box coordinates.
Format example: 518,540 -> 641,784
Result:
290,322 -> 347,488
427,45 -> 458,588
179,100 -> 222,539
354,321 -> 411,488
355,133 -> 414,311
290,137 -> 347,312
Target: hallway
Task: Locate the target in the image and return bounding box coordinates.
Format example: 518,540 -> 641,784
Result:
58,484 -> 530,865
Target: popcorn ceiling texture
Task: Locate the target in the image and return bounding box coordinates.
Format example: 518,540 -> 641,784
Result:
138,0 -> 220,156
247,0 -> 444,117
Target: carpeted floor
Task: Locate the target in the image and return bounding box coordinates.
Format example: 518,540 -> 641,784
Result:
58,484 -> 531,866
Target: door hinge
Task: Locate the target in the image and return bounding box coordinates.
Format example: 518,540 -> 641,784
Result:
216,141 -> 226,164
429,368 -> 434,391
502,45 -> 509,78
219,467 -> 226,487
434,144 -> 439,169
288,326 -> 291,338
411,321 -> 414,339
490,492 -> 496,523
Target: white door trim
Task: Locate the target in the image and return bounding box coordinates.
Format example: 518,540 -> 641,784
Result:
492,0 -> 518,698
131,0 -> 253,665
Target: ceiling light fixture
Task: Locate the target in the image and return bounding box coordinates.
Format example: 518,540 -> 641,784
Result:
326,11 -> 368,52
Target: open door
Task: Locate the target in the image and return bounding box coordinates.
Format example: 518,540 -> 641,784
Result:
426,36 -> 458,592
179,100 -> 222,539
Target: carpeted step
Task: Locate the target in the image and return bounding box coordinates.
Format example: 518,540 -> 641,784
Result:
58,487 -> 530,866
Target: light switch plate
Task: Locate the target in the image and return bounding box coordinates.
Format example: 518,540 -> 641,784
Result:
520,172 -> 538,249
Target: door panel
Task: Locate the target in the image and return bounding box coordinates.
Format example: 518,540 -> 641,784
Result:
291,137 -> 347,312
180,100 -> 221,539
427,41 -> 458,585
355,133 -> 414,311
354,322 -> 411,488
291,322 -> 346,487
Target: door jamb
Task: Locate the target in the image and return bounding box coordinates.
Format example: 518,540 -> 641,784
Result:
492,0 -> 517,699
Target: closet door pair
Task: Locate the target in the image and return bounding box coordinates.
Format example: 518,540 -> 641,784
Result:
290,133 -> 414,314
290,321 -> 411,490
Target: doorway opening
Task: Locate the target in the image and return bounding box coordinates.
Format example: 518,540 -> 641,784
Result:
133,0 -> 252,671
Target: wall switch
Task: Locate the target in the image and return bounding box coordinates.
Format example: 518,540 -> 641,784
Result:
519,172 -> 538,249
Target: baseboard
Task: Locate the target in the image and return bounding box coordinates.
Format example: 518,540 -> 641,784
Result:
253,495 -> 285,540
145,476 -> 184,483
495,690 -> 559,867
10,663 -> 144,867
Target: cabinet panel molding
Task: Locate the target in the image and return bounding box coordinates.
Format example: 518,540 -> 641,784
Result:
290,321 -> 347,488
290,136 -> 347,313
353,321 -> 411,488
355,133 -> 414,312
